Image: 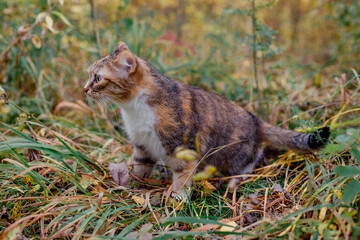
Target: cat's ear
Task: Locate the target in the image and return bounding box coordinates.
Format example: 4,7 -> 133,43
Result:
113,41 -> 128,55
114,42 -> 137,74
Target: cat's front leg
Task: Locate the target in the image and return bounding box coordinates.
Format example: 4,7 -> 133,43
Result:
170,157 -> 198,201
132,144 -> 156,179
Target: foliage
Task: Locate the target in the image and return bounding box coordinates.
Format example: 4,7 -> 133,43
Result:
0,0 -> 360,239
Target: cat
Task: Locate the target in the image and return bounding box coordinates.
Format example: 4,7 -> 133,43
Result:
84,41 -> 329,199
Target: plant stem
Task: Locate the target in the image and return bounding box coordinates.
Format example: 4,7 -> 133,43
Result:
251,0 -> 264,109
89,0 -> 101,57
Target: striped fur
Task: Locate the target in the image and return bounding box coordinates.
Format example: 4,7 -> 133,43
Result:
84,41 -> 329,199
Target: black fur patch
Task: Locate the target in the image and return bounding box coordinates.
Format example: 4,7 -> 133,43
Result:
133,157 -> 155,164
308,126 -> 330,149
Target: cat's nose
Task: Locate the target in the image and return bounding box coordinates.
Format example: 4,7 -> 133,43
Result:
84,88 -> 89,94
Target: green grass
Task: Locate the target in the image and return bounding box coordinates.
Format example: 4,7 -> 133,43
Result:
1,96 -> 359,238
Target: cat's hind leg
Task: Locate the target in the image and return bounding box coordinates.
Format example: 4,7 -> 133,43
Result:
228,161 -> 256,191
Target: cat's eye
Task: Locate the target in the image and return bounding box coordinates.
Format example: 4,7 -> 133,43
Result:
94,74 -> 103,83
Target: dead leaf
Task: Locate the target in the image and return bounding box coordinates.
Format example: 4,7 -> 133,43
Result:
132,195 -> 145,205
219,221 -> 237,232
0,85 -> 9,104
11,202 -> 21,221
127,232 -> 139,238
1,224 -> 26,240
175,146 -> 199,162
202,180 -> 216,192
273,183 -> 294,201
35,12 -> 48,24
31,35 -> 41,49
273,184 -> 284,193
80,174 -> 98,190
17,25 -> 31,39
127,223 -> 153,240
108,162 -> 130,187
192,165 -> 217,181
248,191 -> 260,205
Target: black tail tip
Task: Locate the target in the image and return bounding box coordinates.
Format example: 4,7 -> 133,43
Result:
308,126 -> 330,149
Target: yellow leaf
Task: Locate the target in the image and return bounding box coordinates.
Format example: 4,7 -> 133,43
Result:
91,184 -> 106,194
193,165 -> 217,181
24,175 -> 34,186
45,16 -> 57,33
219,221 -> 237,232
202,180 -> 216,192
319,207 -> 327,222
29,184 -> 40,194
35,12 -> 47,24
175,146 -> 199,162
334,189 -> 342,199
11,202 -> 21,221
52,11 -> 72,27
32,35 -> 41,49
80,174 -> 98,190
132,195 -> 145,205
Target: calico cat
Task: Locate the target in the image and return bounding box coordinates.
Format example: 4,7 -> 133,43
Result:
84,41 -> 329,199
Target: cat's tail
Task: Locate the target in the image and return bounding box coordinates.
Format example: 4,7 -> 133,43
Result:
259,120 -> 330,153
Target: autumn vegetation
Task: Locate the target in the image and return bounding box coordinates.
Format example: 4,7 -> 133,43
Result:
0,0 -> 359,239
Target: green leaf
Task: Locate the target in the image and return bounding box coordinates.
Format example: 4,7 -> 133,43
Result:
52,11 -> 72,27
333,166 -> 360,177
342,179 -> 360,204
347,128 -> 359,136
335,134 -> 355,144
351,148 -> 360,165
325,144 -> 346,153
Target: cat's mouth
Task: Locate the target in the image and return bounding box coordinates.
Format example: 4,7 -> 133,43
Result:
85,89 -> 102,100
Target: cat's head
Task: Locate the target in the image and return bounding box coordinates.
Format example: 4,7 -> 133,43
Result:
84,41 -> 142,104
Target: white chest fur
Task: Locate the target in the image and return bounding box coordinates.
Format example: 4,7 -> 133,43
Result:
119,92 -> 167,161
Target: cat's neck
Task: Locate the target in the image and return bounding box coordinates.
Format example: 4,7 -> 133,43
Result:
116,59 -> 179,111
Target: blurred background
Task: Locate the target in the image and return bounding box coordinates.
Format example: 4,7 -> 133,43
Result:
0,0 -> 359,127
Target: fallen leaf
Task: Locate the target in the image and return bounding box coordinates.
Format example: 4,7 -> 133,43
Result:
273,184 -> 284,193
132,195 -> 145,205
11,202 -> 21,221
219,221 -> 237,232
80,174 -> 98,190
1,224 -> 25,240
248,191 -> 260,205
108,162 -> 130,187
175,146 -> 199,162
202,180 -> 216,192
193,165 -> 217,181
